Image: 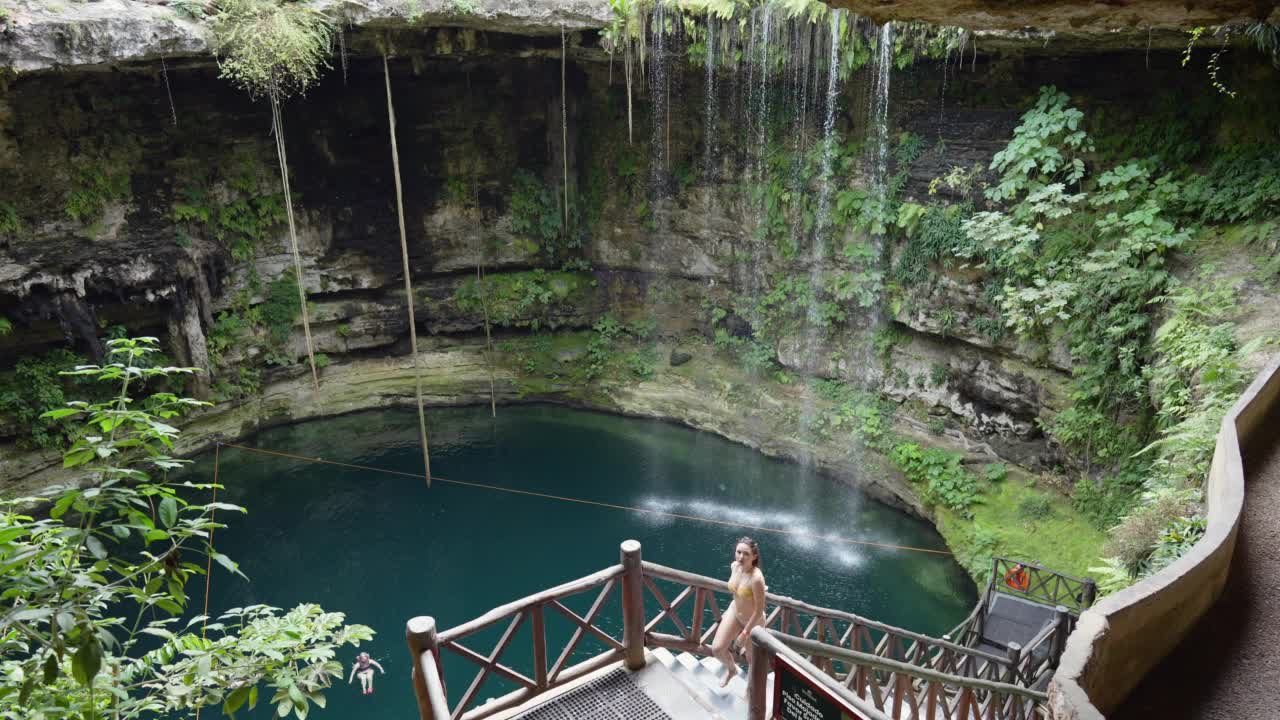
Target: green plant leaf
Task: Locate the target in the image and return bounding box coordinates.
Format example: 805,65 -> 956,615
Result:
159,497 -> 178,528
71,635 -> 102,687
225,687 -> 251,715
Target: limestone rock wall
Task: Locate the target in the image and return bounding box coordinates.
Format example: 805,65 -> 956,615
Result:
0,32 -> 1271,485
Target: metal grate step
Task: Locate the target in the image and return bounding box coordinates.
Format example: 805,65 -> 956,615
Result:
511,667 -> 674,720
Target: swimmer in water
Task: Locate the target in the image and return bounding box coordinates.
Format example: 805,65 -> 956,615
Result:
348,652 -> 386,695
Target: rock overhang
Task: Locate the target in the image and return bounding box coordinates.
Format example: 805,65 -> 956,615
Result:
2,0 -> 1278,74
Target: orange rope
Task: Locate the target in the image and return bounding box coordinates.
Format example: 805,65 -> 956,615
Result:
194,443 -> 220,720
217,442 -> 952,556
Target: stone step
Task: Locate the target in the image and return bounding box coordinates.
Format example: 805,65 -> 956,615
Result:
655,651 -> 777,720
651,646 -> 679,670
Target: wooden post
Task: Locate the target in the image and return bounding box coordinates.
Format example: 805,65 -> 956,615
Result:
1081,578 -> 1097,609
532,604 -> 548,691
1050,605 -> 1070,667
1005,641 -> 1023,686
747,628 -> 770,720
407,616 -> 441,720
621,540 -> 646,671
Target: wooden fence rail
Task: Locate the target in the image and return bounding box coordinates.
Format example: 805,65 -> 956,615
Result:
641,561 -> 1021,685
988,557 -> 1096,614
750,629 -> 1049,720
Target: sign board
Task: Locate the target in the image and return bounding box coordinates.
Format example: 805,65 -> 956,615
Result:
772,654 -> 874,720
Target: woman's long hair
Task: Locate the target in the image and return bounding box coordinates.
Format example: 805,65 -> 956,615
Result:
737,536 -> 761,569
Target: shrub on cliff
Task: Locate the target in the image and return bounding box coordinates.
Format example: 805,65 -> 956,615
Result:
210,0 -> 334,101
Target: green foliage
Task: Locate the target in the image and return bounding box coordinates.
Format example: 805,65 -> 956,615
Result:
1169,145 -> 1280,225
170,0 -> 207,20
707,301 -> 789,379
582,314 -> 656,382
984,463 -> 1008,483
1104,487 -> 1198,576
64,160 -> 131,223
808,379 -> 893,449
0,316 -> 11,337
336,323 -> 351,338
871,326 -> 902,360
1072,471 -> 1142,531
174,162 -> 287,262
454,271 -> 591,330
0,338 -> 372,719
893,203 -> 968,284
259,272 -> 303,365
713,330 -> 781,377
0,349 -> 90,449
953,524 -> 1000,581
211,0 -> 335,101
1141,278 -> 1269,492
890,442 -> 980,516
1147,515 -> 1207,575
1244,21 -> 1280,67
203,271 -> 306,398
0,203 -> 21,237
1087,555 -> 1135,595
509,170 -> 564,259
1017,494 -> 1053,520
961,90 -> 1208,475
448,0 -> 482,15
986,86 -> 1092,203
624,346 -> 658,380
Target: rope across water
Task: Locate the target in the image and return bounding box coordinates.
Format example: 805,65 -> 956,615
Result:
214,441 -> 953,556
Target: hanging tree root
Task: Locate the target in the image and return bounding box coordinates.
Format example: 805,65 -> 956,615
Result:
477,261 -> 497,418
383,51 -> 433,485
271,94 -> 321,392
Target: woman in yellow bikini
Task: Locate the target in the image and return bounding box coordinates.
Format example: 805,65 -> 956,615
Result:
711,536 -> 766,687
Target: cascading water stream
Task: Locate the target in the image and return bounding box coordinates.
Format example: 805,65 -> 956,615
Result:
650,0 -> 669,207
796,10 -> 845,469
865,21 -> 895,339
703,17 -> 717,182
869,22 -> 894,204
810,11 -> 844,261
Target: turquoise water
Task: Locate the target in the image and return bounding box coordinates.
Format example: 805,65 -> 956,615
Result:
192,405 -> 974,718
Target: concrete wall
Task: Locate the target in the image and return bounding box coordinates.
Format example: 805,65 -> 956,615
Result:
1047,353 -> 1280,719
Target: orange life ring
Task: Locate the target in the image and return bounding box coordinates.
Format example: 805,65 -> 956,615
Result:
1004,565 -> 1030,592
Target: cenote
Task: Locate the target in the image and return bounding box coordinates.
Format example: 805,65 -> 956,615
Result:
190,405 -> 974,718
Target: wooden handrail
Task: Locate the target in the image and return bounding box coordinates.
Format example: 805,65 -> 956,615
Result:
750,628 -> 893,720
992,556 -> 1090,586
438,565 -> 624,644
642,560 -> 1011,667
991,556 -> 1096,612
773,632 -> 1049,700
410,542 -> 1055,720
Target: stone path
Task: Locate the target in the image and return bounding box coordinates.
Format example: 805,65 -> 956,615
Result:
1114,421 -> 1280,719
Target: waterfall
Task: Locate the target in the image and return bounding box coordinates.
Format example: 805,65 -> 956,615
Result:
703,17 -> 717,182
869,22 -> 894,203
650,0 -> 669,204
811,10 -> 844,256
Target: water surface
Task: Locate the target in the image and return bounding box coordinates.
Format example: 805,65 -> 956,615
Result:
192,405 -> 974,718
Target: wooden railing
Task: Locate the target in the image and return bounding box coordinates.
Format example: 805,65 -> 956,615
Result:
406,541 -> 1051,720
747,629 -> 1049,720
987,557 -> 1096,614
641,561 -> 1022,685
941,557 -> 1090,692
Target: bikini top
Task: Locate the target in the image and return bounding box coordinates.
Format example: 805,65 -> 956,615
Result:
727,568 -> 758,598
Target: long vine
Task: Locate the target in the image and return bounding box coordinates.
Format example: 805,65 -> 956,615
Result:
211,0 -> 335,391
